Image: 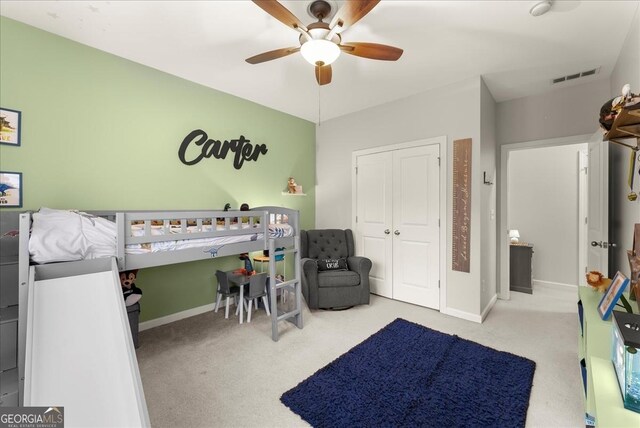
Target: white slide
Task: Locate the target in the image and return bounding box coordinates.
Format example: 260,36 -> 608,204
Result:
23,258 -> 149,427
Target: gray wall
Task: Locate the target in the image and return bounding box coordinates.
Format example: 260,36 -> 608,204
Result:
496,79 -> 611,145
508,143 -> 587,286
609,6 -> 640,278
480,79 -> 497,310
316,77 -> 486,318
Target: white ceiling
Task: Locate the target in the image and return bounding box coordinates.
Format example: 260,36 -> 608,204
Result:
1,1 -> 638,123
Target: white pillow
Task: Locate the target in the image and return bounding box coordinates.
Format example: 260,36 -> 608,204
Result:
29,208 -> 88,263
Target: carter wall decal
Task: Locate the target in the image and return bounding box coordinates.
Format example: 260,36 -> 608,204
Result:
178,129 -> 268,170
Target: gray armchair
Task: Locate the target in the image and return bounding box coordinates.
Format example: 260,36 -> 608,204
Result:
300,229 -> 372,309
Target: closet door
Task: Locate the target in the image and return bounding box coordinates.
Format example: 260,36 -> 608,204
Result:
391,145 -> 440,309
355,152 -> 393,297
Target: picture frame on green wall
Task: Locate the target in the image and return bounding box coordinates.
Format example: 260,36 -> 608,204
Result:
0,107 -> 22,146
0,171 -> 23,208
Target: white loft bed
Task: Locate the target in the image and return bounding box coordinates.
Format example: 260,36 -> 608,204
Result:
16,206 -> 303,423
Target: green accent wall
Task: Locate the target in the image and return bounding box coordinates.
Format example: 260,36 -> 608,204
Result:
0,17 -> 316,322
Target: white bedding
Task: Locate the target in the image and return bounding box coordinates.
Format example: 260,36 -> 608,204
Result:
125,233 -> 261,254
29,208 -> 293,264
29,208 -> 117,263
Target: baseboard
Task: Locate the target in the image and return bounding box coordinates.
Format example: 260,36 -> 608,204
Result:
441,306 -> 482,323
480,294 -> 498,322
139,303 -> 215,332
533,279 -> 578,290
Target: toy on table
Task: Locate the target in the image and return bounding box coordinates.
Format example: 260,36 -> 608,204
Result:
119,269 -> 142,306
236,253 -> 255,276
586,270 -> 610,293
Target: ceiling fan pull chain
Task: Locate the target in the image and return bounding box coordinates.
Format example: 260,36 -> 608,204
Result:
318,84 -> 322,126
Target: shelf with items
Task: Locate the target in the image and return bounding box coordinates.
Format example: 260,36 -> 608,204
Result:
281,192 -> 307,196
578,286 -> 640,426
604,103 -> 640,150
253,254 -> 286,278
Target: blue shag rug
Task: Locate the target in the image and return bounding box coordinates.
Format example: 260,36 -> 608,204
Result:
281,318 -> 536,428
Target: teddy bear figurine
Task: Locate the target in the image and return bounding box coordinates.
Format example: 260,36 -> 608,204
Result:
120,269 -> 143,306
287,177 -> 297,194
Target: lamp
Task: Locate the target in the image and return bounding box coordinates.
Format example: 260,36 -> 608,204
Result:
508,230 -> 520,244
300,39 -> 340,66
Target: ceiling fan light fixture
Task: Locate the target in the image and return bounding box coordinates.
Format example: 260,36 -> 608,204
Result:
300,39 -> 340,66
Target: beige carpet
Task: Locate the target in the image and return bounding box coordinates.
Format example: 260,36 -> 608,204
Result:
136,285 -> 583,428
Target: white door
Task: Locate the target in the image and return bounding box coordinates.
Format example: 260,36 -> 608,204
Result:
587,132 -> 609,275
392,145 -> 440,309
354,144 -> 440,308
355,152 -> 393,297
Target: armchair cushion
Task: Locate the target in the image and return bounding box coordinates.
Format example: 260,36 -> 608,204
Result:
318,271 -> 361,288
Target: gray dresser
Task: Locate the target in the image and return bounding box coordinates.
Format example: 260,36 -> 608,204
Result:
509,244 -> 534,294
0,212 -> 20,406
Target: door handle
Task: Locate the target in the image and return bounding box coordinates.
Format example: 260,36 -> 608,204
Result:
384,229 -> 390,235
591,241 -> 617,248
394,230 -> 400,236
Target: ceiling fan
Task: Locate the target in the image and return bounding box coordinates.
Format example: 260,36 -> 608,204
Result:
246,0 -> 403,85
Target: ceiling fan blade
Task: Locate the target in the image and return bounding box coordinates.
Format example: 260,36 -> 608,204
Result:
330,0 -> 380,33
340,42 -> 403,61
252,0 -> 307,31
246,47 -> 300,64
315,64 -> 332,85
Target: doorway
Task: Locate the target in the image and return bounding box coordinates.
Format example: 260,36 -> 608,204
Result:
499,134 -> 594,299
352,136 -> 447,310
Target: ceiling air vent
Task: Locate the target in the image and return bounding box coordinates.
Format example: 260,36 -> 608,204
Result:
551,67 -> 600,85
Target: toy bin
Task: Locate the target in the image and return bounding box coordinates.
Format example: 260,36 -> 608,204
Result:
611,311 -> 640,413
127,303 -> 140,349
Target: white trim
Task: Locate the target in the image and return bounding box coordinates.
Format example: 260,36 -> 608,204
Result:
139,303 -> 216,332
439,139 -> 448,312
578,148 -> 588,286
351,138 -> 442,158
533,279 -> 578,290
480,294 -> 498,322
498,133 -> 593,301
441,306 -> 482,323
351,136 -> 448,312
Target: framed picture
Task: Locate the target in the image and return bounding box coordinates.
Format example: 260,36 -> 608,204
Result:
0,108 -> 21,146
0,171 -> 22,208
598,271 -> 630,320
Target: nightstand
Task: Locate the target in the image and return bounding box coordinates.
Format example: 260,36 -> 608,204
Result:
510,244 -> 534,294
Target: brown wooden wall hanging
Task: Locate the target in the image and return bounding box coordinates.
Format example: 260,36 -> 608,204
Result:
452,138 -> 472,273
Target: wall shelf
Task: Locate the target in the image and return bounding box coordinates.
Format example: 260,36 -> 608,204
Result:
281,192 -> 307,196
605,103 -> 640,150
